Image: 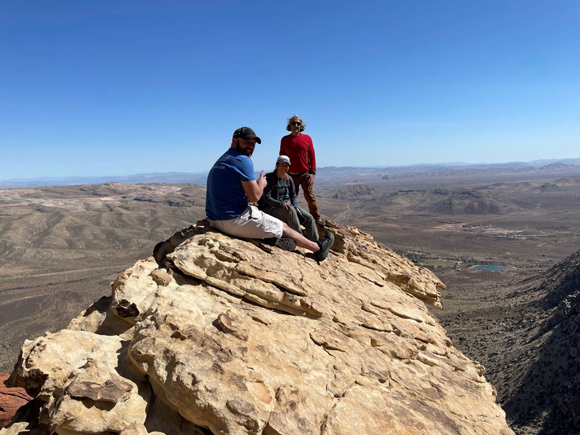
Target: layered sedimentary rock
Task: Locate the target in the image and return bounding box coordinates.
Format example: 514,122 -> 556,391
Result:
3,220 -> 514,435
0,373 -> 31,428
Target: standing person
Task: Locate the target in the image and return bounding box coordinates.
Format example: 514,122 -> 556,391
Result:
205,126 -> 334,261
260,155 -> 319,242
280,115 -> 325,226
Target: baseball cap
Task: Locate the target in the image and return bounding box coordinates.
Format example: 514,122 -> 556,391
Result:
276,155 -> 291,165
233,126 -> 261,144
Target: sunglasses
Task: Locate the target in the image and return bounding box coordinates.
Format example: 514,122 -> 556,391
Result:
291,122 -> 302,126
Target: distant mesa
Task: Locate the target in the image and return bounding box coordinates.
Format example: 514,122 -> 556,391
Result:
539,162 -> 580,171
550,177 -> 580,187
388,188 -> 507,215
333,183 -> 375,200
537,182 -> 563,192
4,220 -> 514,435
433,197 -> 502,215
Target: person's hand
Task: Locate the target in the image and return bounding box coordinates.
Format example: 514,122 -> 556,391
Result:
257,170 -> 267,189
283,202 -> 293,210
308,173 -> 315,185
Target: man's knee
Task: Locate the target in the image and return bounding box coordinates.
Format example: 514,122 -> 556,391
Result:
281,222 -> 292,237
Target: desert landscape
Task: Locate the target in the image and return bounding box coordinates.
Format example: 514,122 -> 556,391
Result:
2,162 -> 580,434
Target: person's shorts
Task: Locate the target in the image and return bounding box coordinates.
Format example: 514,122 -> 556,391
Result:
209,206 -> 283,239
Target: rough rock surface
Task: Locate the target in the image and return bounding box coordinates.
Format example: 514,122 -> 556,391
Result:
0,373 -> 31,428
3,220 -> 514,435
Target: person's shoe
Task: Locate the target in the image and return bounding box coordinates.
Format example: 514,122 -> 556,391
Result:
153,240 -> 173,266
315,232 -> 334,261
274,237 -> 297,252
262,237 -> 277,246
316,218 -> 327,227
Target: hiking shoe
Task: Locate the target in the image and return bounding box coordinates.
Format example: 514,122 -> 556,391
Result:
315,232 -> 334,261
274,237 -> 297,252
153,240 -> 173,266
262,237 -> 278,246
316,218 -> 327,227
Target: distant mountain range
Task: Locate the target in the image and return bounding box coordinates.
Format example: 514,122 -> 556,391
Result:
0,172 -> 209,189
2,158 -> 580,188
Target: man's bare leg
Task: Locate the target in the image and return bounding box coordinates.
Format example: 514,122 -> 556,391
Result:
282,223 -> 319,252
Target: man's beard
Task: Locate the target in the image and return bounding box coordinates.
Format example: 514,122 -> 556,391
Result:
235,140 -> 253,157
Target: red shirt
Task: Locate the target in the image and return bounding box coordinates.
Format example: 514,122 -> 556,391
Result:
279,133 -> 317,174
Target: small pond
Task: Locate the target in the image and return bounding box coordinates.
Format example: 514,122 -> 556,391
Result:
470,265 -> 509,271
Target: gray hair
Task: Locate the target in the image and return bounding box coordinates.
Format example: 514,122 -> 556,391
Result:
286,114 -> 306,132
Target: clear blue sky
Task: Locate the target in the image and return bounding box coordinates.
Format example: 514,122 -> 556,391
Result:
1,0 -> 579,180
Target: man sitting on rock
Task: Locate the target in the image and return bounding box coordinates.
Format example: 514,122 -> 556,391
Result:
259,155 -> 319,242
205,126 -> 334,261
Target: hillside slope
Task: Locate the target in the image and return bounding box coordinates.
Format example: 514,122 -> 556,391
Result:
436,248 -> 580,435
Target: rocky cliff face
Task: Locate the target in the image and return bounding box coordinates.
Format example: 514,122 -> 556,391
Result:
3,220 -> 513,435
500,248 -> 580,434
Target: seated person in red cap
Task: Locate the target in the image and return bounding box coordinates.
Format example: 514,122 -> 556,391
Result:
205,127 -> 333,261
259,155 -> 319,242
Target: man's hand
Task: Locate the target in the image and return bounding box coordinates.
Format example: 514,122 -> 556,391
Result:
242,170 -> 267,203
258,170 -> 267,189
283,203 -> 293,210
308,173 -> 315,185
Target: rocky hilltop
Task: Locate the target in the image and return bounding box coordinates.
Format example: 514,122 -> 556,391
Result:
3,220 -> 513,435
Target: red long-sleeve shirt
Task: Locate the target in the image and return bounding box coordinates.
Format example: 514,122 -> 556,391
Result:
279,133 -> 317,174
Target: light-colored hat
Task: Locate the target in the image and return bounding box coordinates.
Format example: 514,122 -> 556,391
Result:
276,155 -> 291,165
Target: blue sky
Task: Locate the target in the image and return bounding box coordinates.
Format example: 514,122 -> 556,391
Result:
1,0 -> 579,180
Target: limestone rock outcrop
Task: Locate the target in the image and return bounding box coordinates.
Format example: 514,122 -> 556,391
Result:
4,220 -> 514,435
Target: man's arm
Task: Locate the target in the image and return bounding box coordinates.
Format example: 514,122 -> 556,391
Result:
242,171 -> 267,203
308,137 -> 316,185
308,137 -> 316,174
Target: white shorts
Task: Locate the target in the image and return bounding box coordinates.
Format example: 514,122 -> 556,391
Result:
209,206 -> 284,239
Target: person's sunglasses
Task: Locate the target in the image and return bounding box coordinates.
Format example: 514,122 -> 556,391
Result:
291,122 -> 301,126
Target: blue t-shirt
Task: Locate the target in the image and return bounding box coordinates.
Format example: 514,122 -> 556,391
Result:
205,148 -> 256,221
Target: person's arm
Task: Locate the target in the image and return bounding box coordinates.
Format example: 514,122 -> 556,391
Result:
308,137 -> 316,184
308,137 -> 316,174
241,171 -> 267,203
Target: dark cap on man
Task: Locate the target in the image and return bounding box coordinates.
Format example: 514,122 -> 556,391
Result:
233,126 -> 261,144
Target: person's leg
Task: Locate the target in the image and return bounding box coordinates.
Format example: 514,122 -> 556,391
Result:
211,207 -> 333,260
298,173 -> 321,221
211,206 -> 283,239
297,207 -> 319,241
282,223 -> 318,252
267,206 -> 302,234
282,222 -> 334,261
290,174 -> 301,197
